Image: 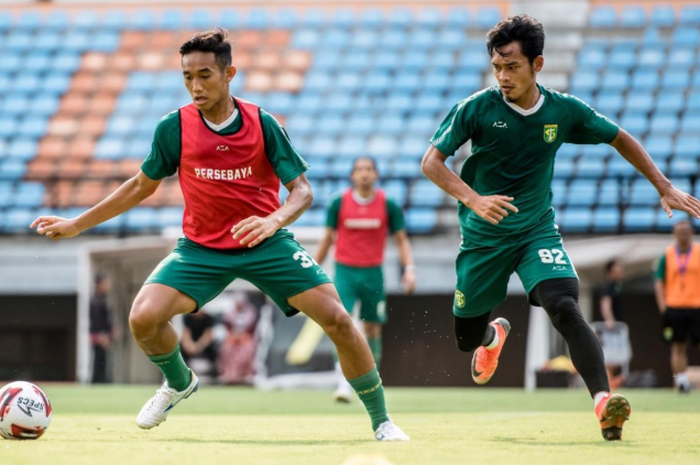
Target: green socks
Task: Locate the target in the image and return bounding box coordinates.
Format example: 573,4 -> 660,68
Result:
348,366 -> 389,431
367,336 -> 383,368
147,345 -> 191,392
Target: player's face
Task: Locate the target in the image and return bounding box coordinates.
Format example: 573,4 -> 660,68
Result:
490,42 -> 543,104
674,222 -> 694,247
608,263 -> 624,281
181,51 -> 236,113
351,159 -> 378,190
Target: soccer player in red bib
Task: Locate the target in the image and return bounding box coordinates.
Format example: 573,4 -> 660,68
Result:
30,29 -> 408,441
315,157 -> 416,402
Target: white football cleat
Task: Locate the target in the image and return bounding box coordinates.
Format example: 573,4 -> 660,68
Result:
374,420 -> 410,441
333,385 -> 353,403
137,370 -> 199,430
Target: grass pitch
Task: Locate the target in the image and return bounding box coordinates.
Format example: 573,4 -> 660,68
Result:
3,385 -> 699,465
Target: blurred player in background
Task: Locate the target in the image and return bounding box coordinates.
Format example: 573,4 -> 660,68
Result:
599,259 -> 625,329
89,274 -> 113,384
654,220 -> 700,393
30,28 -> 408,441
315,157 -> 416,402
421,14 -> 700,440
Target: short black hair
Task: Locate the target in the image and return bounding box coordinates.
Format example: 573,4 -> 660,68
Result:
180,28 -> 232,71
352,156 -> 378,174
605,259 -> 619,274
486,14 -> 545,64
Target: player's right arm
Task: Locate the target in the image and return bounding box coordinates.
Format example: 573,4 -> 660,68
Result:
599,292 -> 616,329
31,171 -> 161,241
422,97 -> 517,225
654,255 -> 667,314
31,112 -> 179,241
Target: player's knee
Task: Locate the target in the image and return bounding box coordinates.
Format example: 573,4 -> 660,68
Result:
129,299 -> 161,341
544,294 -> 585,333
322,308 -> 355,342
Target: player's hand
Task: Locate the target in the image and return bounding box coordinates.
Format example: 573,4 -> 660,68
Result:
231,215 -> 281,247
29,216 -> 81,241
465,194 -> 518,225
401,269 -> 416,294
660,186 -> 700,219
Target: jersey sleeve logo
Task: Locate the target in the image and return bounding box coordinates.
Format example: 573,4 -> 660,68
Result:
454,290 -> 466,308
543,124 -> 558,143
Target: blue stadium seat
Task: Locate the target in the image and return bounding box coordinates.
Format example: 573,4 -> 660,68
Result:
655,92 -> 684,113
638,48 -> 665,68
72,10 -> 98,29
648,112 -> 678,135
409,180 -> 444,207
607,158 -> 636,177
106,116 -> 136,137
475,7 -> 501,29
668,157 -> 698,177
608,50 -> 636,70
392,159 -> 422,178
51,53 -> 81,74
624,207 -> 656,231
324,30 -> 351,49
398,137 -> 429,161
382,180 -> 408,206
680,115 -> 700,133
343,51 -> 370,71
335,72 -> 362,92
386,94 -> 412,112
553,158 -> 574,178
567,179 -> 598,206
577,159 -> 607,178
330,158 -> 354,178
3,208 -> 36,233
619,113 -> 649,135
0,117 -> 18,138
15,75 -> 40,95
379,29 -> 407,49
675,135 -> 700,157
337,137 -> 365,159
630,179 -> 659,205
94,138 -> 126,160
595,92 -> 624,115
408,29 -> 436,49
125,137 -> 151,159
1,95 -> 30,116
560,207 -> 593,232
650,5 -> 676,27
619,6 -> 646,28
406,115 -> 436,134
377,116 -> 404,135
405,208 -> 437,234
578,49 -> 607,70
292,30 -> 321,49
0,160 -> 27,179
25,52 -> 51,72
128,72 -> 156,92
125,208 -> 157,231
0,182 -> 13,207
661,70 -> 690,89
415,8 -> 442,28
14,182 -> 45,208
358,8 -> 384,28
351,31 -> 378,50
188,8 -> 216,29
346,115 -> 374,135
458,49 -> 489,72
304,158 -> 329,180
598,180 -> 623,206
157,207 -> 184,228
161,9 -> 185,30
394,73 -> 421,92
308,137 -> 335,159
593,208 -> 620,232
680,6 -> 700,26
438,29 -> 466,50
17,116 -> 48,139
17,11 -> 41,30
644,135 -> 673,160
570,71 -> 599,93
367,136 -> 398,159
642,27 -> 664,46
551,179 -> 566,208
43,11 -> 69,31
446,8 -> 469,27
657,209 -> 687,231
100,9 -> 127,30
286,115 -> 315,137
668,48 -> 696,68
5,32 -> 33,51
672,28 -> 700,46
43,74 -> 71,94
625,92 -> 654,112
590,6 -> 617,28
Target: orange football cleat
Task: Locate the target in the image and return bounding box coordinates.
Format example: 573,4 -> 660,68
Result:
471,317 -> 510,385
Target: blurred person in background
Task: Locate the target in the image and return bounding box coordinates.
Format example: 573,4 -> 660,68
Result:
596,259 -> 627,390
30,28 -> 408,441
421,14 -> 700,441
89,274 -> 113,384
315,157 -> 416,403
599,259 -> 625,329
218,293 -> 258,385
180,308 -> 217,380
654,220 -> 700,393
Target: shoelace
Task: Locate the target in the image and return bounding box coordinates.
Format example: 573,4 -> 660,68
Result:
146,384 -> 176,412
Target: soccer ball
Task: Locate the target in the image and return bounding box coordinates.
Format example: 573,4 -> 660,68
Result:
0,381 -> 52,440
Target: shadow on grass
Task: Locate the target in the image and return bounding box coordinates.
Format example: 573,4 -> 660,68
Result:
490,436 -> 636,447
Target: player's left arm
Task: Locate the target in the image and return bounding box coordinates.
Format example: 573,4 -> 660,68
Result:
610,129 -> 700,218
393,230 -> 416,294
232,173 -> 313,247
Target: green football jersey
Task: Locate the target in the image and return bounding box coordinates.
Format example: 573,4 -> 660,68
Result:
430,84 -> 620,246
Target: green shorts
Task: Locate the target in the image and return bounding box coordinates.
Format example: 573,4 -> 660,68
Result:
453,223 -> 578,318
335,262 -> 386,324
145,229 -> 332,316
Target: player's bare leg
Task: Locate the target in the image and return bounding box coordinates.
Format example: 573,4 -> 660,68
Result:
289,284 -> 409,441
129,284 -> 200,429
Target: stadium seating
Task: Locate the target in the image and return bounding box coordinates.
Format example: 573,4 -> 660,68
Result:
0,5 -> 698,235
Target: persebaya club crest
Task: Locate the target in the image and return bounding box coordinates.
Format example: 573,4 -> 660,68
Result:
543,124 -> 558,143
454,290 -> 466,308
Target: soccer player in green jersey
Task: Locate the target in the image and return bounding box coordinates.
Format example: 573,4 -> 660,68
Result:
30,29 -> 408,441
315,157 -> 416,402
422,14 -> 700,441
